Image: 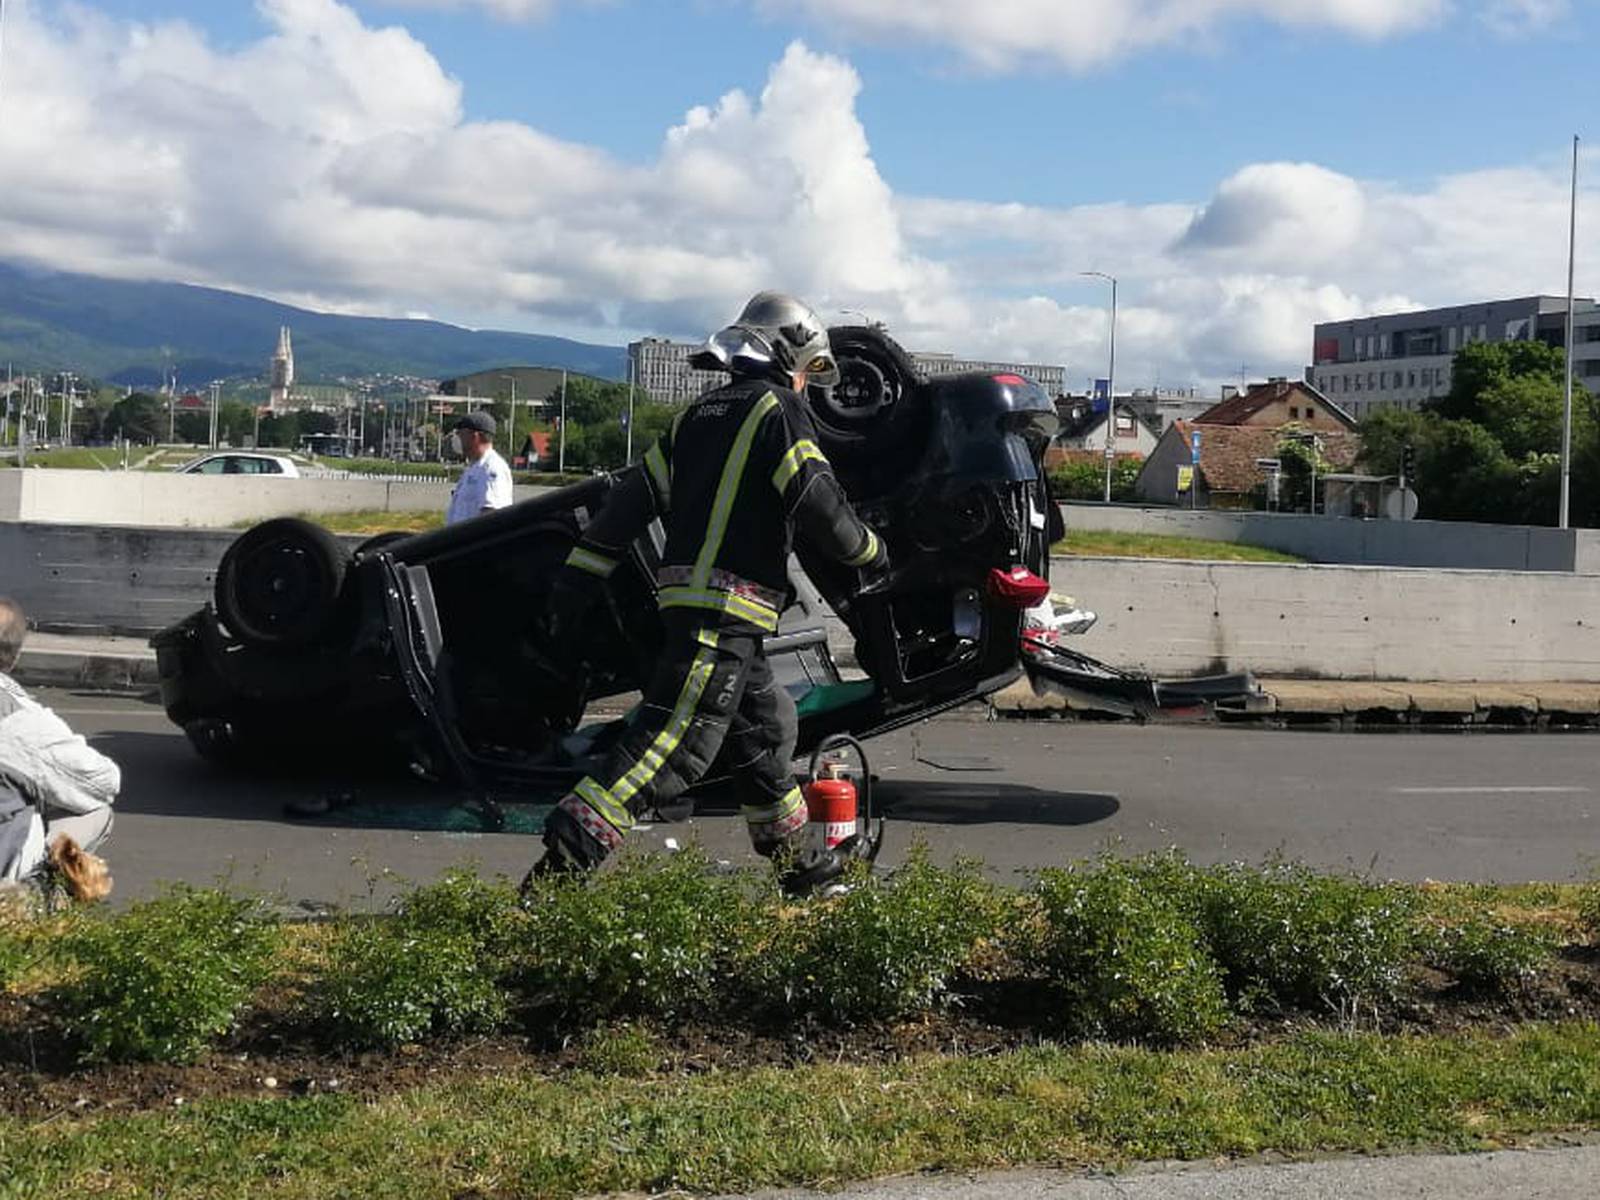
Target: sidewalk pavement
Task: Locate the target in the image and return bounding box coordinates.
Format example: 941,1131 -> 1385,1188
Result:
724,1141 -> 1600,1199
15,631 -> 1600,725
14,631 -> 162,691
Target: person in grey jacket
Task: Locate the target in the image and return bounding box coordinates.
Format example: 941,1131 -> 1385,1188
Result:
0,597 -> 120,897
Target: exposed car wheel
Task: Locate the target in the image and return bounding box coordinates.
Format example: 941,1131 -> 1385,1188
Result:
215,517 -> 351,648
807,325 -> 927,475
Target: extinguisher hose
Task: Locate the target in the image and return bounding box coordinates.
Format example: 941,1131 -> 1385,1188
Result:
807,733 -> 883,864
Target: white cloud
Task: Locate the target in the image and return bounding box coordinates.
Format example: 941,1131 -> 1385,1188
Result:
380,0 -> 566,19
382,1 -> 1562,68
0,0 -> 1594,395
752,0 -> 1452,71
1481,0 -> 1570,35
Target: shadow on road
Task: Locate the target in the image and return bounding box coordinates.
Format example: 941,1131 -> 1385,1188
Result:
95,732 -> 452,825
874,780 -> 1120,827
96,731 -> 1120,834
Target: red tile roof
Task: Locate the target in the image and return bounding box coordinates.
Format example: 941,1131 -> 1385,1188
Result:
1195,379 -> 1355,428
1172,420 -> 1362,495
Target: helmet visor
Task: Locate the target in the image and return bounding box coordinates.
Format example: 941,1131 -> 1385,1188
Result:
703,326 -> 775,370
800,351 -> 839,388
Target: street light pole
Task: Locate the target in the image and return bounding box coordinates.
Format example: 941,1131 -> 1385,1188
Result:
1560,134 -> 1579,530
559,369 -> 568,473
625,360 -> 636,464
500,374 -> 518,464
1081,272 -> 1118,503
60,372 -> 75,445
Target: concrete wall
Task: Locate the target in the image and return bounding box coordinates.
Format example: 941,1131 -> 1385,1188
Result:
1064,502 -> 1600,574
1056,556 -> 1600,682
7,520 -> 1599,679
0,523 -> 242,635
0,469 -> 547,529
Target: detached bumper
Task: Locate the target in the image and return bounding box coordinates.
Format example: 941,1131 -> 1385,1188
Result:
1019,635 -> 1261,719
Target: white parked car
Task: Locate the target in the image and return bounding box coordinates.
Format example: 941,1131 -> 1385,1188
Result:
176,453 -> 300,478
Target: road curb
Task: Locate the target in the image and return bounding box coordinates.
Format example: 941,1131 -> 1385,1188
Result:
13,645 -> 160,693
988,677 -> 1600,727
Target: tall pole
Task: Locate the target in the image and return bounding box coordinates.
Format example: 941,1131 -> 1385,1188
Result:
626,360 -> 636,464
209,382 -> 220,449
59,372 -> 74,445
1561,134 -> 1579,530
501,374 -> 518,464
559,369 -> 567,473
1082,271 -> 1117,503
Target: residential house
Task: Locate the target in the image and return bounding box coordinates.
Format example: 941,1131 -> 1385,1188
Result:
1049,399 -> 1160,462
1193,378 -> 1357,431
1134,378 -> 1360,509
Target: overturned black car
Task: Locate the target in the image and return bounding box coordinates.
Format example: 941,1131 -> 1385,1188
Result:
152,327 -> 1252,802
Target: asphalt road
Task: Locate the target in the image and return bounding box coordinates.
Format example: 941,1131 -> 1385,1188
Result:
40,688 -> 1600,906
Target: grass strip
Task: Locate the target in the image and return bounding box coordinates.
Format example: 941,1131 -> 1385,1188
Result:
4,1022 -> 1599,1199
1055,530 -> 1304,563
236,509 -> 446,535
3,447 -> 120,471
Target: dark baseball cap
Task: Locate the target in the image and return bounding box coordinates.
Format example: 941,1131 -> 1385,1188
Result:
450,410 -> 496,436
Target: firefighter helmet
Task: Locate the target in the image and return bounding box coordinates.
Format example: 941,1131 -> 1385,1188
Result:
689,291 -> 840,387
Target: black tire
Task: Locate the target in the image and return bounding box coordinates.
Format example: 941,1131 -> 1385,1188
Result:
807,325 -> 927,473
215,517 -> 351,648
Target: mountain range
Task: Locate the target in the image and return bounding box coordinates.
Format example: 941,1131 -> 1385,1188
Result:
0,262 -> 627,386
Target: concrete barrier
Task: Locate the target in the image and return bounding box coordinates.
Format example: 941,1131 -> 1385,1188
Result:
1055,556 -> 1600,682
4,520 -> 1599,679
0,522 -> 242,635
0,468 -> 548,528
1063,503 -> 1598,574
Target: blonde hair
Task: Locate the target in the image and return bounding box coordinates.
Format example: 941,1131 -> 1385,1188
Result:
47,834 -> 113,903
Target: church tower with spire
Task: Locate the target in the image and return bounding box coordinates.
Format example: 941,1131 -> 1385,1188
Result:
269,326 -> 295,412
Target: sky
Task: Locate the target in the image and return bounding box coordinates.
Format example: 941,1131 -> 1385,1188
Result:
0,0 -> 1594,392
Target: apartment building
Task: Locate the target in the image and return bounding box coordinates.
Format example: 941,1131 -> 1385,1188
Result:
1306,296 -> 1595,419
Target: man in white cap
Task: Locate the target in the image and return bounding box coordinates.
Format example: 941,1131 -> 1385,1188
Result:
445,410 -> 513,525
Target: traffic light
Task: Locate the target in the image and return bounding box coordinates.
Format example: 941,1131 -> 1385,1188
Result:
1400,443 -> 1416,483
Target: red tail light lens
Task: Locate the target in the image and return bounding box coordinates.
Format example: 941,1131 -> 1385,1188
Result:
986,565 -> 1050,607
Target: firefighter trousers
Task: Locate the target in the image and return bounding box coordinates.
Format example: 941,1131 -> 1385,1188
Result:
549,612 -> 806,862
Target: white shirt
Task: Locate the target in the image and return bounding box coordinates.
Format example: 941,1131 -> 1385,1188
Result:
446,446 -> 513,525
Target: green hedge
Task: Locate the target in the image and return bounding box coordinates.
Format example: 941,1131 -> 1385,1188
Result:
2,852 -> 1583,1065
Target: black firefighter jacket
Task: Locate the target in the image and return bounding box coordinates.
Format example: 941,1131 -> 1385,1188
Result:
562,377 -> 885,634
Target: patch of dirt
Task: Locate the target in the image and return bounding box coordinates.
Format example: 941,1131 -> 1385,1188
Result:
4,951 -> 1600,1121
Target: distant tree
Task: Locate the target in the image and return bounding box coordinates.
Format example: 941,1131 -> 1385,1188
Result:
1359,341 -> 1598,526
218,401 -> 255,446
256,412 -> 300,449
105,392 -> 165,443
1274,425 -> 1337,512
1047,456 -> 1141,502
540,379 -> 666,471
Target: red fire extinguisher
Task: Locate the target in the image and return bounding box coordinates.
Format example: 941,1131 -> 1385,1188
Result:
802,734 -> 882,858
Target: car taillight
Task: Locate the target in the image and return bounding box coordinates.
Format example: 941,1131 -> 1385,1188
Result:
986,565 -> 1050,608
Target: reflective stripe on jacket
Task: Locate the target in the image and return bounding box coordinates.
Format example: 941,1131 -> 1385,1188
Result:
562,377 -> 883,632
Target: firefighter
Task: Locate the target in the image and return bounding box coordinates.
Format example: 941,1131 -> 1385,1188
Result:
525,292 -> 888,895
